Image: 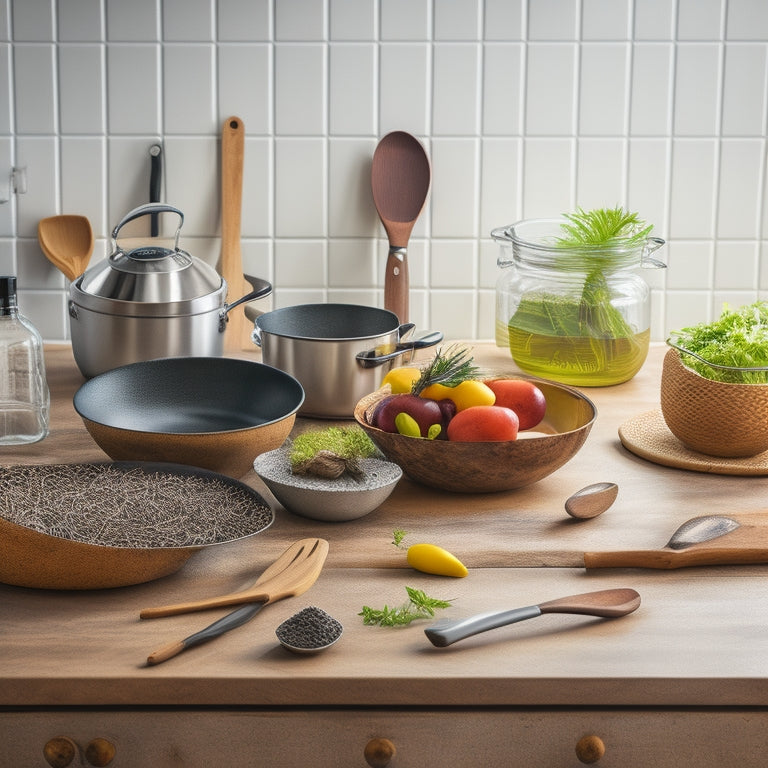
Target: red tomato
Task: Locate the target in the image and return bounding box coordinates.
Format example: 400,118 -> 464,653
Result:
446,405 -> 519,442
484,379 -> 546,430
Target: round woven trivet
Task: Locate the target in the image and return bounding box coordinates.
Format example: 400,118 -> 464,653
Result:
618,410 -> 768,475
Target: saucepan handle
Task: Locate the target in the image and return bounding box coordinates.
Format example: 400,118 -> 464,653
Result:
355,330 -> 444,369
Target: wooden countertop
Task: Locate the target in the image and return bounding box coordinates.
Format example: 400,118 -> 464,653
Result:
1,344 -> 768,709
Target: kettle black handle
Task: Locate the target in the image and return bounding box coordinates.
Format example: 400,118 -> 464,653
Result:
111,204 -> 184,251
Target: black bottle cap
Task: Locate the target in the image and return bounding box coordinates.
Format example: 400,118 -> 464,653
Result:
0,276 -> 18,313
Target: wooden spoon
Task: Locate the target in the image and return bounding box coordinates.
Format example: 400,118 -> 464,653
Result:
371,131 -> 431,324
424,588 -> 641,647
565,482 -> 618,519
37,215 -> 95,282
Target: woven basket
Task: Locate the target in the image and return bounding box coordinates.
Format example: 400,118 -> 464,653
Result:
660,348 -> 768,458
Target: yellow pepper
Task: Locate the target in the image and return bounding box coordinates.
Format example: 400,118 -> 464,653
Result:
381,367 -> 421,394
419,380 -> 496,411
406,543 -> 468,578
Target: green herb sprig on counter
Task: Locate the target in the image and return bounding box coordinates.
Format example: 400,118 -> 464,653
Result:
671,300 -> 768,383
359,586 -> 453,627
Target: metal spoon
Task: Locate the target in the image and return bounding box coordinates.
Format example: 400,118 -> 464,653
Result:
424,588 -> 641,648
565,482 -> 618,519
371,131 -> 431,324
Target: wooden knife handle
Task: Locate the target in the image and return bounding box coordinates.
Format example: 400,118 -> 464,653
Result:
584,548 -> 768,569
384,247 -> 409,324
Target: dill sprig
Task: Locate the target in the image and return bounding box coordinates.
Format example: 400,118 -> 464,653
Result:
411,345 -> 479,395
392,528 -> 408,548
359,586 -> 453,627
555,206 -> 653,249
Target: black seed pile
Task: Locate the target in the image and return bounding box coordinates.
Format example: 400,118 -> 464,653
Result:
0,463 -> 273,549
276,606 -> 343,650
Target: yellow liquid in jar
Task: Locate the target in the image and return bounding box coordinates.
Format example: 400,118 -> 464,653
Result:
507,326 -> 650,386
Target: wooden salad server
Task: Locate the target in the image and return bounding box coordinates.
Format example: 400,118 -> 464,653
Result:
584,513 -> 768,569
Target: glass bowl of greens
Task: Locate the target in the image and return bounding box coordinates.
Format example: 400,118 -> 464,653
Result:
661,301 -> 768,458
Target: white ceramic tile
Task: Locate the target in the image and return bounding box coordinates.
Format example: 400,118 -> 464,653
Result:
627,138 -> 671,238
330,0 -> 375,40
726,0 -> 768,40
58,45 -> 105,135
61,137 -> 105,239
58,0 -> 103,41
17,285 -> 68,341
525,44 -> 577,136
274,138 -> 326,237
217,0 -> 271,42
479,238 -> 499,289
666,240 -> 713,290
0,0 -> 9,41
633,0 -> 675,40
378,43 -> 429,136
241,239 -> 273,286
483,0 -> 524,41
326,287 -> 380,307
714,241 -> 759,290
479,138 -> 521,236
429,289 -> 476,339
274,288 -> 326,308
12,0 -> 53,40
575,138 -> 626,211
328,239 -> 377,286
581,0 -> 631,40
13,44 -> 55,134
721,43 -> 768,135
163,44 -> 215,134
329,44 -> 375,135
163,0 -> 214,41
0,138 -> 11,237
430,138 -> 478,238
673,43 -> 721,136
276,0 -> 326,41
665,290 -> 712,330
527,0 -> 577,40
328,138 -> 377,238
218,44 -> 271,134
106,0 -> 159,42
434,0 -> 481,41
482,43 -> 523,135
669,139 -> 718,239
380,0 -> 429,41
17,236 -> 62,289
0,44 -> 11,133
677,0 -> 725,40
275,43 -> 326,135
106,45 -> 160,134
0,239 -> 14,274
717,139 -> 762,238
476,288 -> 496,339
760,243 -> 768,291
712,291 -> 759,317
578,43 -> 629,136
432,43 -> 480,135
275,239 -> 326,287
630,43 -> 673,135
242,137 -> 273,238
15,136 -> 56,238
522,138 -> 574,218
430,239 -> 477,288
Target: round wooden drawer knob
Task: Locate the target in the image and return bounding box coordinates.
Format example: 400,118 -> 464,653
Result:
85,737 -> 116,766
575,734 -> 606,764
43,736 -> 77,768
364,737 -> 397,767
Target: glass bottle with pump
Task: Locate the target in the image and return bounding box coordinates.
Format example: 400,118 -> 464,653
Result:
0,276 -> 49,444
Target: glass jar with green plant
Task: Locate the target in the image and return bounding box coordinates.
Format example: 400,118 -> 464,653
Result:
492,207 -> 666,386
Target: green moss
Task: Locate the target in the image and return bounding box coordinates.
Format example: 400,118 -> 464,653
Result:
288,426 -> 377,475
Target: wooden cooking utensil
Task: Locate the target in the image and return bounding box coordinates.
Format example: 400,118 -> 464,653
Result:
425,588 -> 641,647
220,116 -> 252,352
371,131 -> 431,324
584,513 -> 768,569
144,538 -> 329,665
37,215 -> 95,282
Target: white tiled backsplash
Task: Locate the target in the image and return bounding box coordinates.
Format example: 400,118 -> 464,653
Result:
1,0 -> 767,343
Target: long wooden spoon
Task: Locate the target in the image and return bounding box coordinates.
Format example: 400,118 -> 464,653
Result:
371,131 -> 431,324
424,588 -> 641,647
144,538 -> 329,665
37,215 -> 94,282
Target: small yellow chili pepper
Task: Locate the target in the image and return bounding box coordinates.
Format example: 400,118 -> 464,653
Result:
406,543 -> 468,578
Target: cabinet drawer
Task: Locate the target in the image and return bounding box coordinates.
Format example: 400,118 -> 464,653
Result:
2,709 -> 767,767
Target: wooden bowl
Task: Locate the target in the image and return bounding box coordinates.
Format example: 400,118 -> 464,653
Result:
0,462 -> 274,590
353,379 -> 596,493
660,348 -> 768,458
74,357 -> 305,478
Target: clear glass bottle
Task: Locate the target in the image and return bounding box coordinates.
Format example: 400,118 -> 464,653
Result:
0,276 -> 50,443
493,219 -> 666,387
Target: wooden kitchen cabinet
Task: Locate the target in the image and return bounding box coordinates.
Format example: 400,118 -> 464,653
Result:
1,345 -> 767,766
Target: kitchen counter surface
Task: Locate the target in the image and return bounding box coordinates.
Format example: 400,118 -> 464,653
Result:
2,344 -> 767,722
